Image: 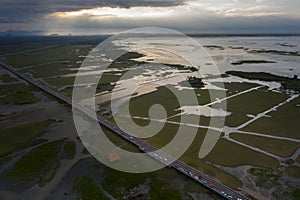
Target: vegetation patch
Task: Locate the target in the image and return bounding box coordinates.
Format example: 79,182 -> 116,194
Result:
28,62 -> 76,78
0,83 -> 37,96
39,159 -> 59,187
1,91 -> 40,104
102,125 -> 140,153
0,120 -> 54,157
179,128 -> 243,190
248,168 -> 282,189
292,189 -> 300,200
2,140 -> 62,186
98,162 -> 215,200
214,87 -> 288,127
164,63 -> 198,72
248,49 -> 300,57
0,156 -> 12,166
231,60 -> 276,65
63,141 -> 76,158
205,139 -> 279,170
203,45 -> 225,50
45,76 -> 75,87
286,166 -> 300,178
0,74 -> 18,83
226,71 -> 300,92
112,117 -> 242,190
5,45 -> 93,67
122,86 -> 182,118
101,168 -> 147,199
296,155 -> 300,164
109,52 -> 144,69
212,82 -> 261,95
73,175 -> 109,200
230,133 -> 300,157
242,96 -> 300,139
179,76 -> 205,88
149,178 -> 181,200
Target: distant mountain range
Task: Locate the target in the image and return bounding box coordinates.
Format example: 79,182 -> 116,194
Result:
0,30 -> 299,37
0,30 -> 44,36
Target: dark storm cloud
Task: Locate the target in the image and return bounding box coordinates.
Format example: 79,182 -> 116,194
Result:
1,0 -> 300,34
48,13 -> 300,35
0,0 -> 185,23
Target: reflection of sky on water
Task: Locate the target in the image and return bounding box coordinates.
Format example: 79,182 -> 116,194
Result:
114,36 -> 300,78
78,36 -> 299,116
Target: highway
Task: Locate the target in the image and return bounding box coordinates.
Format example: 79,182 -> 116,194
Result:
0,60 -> 248,200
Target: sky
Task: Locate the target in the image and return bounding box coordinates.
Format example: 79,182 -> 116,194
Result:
1,0 -> 300,35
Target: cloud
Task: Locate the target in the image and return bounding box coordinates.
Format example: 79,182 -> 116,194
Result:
0,0 -> 299,34
0,0 -> 186,23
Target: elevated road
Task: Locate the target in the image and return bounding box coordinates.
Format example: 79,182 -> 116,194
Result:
0,60 -> 248,200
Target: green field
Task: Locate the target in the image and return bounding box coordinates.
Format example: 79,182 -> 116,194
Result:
116,86 -> 182,118
226,71 -> 300,92
286,165 -> 300,178
0,83 -> 37,96
205,139 -> 279,170
99,163 -> 216,200
1,39 -> 300,200
63,141 -> 76,158
2,140 -> 62,185
5,45 -> 93,67
0,73 -> 18,83
143,122 -> 242,189
73,175 -> 109,200
112,114 -> 281,189
0,82 -> 40,105
102,125 -> 141,153
0,156 -> 12,166
242,96 -> 300,139
214,87 -> 288,127
0,120 -> 54,157
181,157 -> 243,190
45,76 -> 76,87
296,155 -> 300,164
230,133 -> 300,157
292,189 -> 300,200
0,43 -> 49,56
24,62 -> 76,78
1,91 -> 40,105
98,120 -> 242,191
101,167 -> 149,199
122,82 -> 287,131
248,168 -> 282,189
211,82 -> 261,95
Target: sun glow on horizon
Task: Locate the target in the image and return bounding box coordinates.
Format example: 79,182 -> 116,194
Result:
49,6 -> 175,19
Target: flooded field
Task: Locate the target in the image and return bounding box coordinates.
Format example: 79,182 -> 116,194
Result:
0,35 -> 300,200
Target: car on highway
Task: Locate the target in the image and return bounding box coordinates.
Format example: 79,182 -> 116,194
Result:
208,183 -> 214,188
